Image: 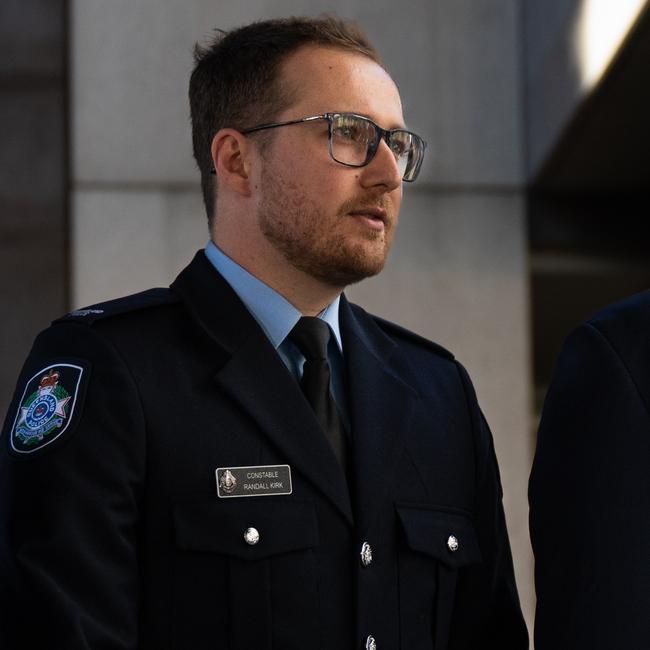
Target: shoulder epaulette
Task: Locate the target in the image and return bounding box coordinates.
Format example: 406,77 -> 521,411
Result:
371,315 -> 455,361
54,288 -> 179,326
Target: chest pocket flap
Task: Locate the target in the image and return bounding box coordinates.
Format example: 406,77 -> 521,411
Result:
173,497 -> 319,561
396,503 -> 482,568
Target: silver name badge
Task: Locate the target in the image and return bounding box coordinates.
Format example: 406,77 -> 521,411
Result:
216,464 -> 292,498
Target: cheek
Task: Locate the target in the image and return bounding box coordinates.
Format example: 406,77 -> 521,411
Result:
284,157 -> 325,193
325,166 -> 363,192
389,189 -> 403,217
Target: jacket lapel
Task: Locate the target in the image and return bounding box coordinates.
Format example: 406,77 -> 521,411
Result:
171,252 -> 353,525
340,296 -> 418,535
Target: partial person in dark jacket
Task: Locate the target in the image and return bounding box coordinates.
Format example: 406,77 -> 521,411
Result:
530,290 -> 650,649
1,16 -> 527,650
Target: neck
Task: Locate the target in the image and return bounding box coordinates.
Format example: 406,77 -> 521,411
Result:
211,235 -> 343,317
263,269 -> 342,317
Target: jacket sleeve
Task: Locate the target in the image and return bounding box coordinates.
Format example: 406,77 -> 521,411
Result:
529,322 -> 650,649
0,323 -> 145,650
450,362 -> 529,649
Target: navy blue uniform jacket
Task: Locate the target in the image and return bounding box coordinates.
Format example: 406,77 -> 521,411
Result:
1,252 -> 527,649
530,290 -> 650,648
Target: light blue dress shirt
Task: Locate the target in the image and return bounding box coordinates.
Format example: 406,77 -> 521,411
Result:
204,241 -> 349,425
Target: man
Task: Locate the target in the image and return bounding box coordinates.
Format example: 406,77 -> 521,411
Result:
0,16 -> 527,650
530,290 -> 650,648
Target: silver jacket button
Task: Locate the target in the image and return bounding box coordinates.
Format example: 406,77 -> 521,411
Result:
447,535 -> 459,552
244,527 -> 260,545
360,541 -> 373,567
365,634 -> 377,650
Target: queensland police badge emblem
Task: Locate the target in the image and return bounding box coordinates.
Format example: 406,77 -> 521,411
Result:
9,363 -> 85,455
219,469 -> 237,494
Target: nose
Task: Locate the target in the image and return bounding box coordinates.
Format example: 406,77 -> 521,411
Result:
358,139 -> 402,192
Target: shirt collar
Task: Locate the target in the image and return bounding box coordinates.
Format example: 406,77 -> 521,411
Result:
204,241 -> 343,353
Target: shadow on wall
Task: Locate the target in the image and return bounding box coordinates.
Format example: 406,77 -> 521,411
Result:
526,0 -> 650,411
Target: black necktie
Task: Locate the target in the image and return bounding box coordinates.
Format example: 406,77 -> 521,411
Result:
289,317 -> 349,472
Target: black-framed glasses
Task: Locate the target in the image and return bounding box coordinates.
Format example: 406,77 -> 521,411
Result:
238,112 -> 427,182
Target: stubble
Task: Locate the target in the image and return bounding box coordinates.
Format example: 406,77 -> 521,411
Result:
257,164 -> 394,288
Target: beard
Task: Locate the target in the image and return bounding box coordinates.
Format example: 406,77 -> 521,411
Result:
257,163 -> 395,288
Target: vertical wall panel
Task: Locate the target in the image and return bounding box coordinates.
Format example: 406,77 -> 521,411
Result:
0,0 -> 68,417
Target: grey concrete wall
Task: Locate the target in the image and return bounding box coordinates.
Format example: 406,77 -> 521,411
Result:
72,189 -> 206,306
525,0 -> 584,177
70,0 -> 533,631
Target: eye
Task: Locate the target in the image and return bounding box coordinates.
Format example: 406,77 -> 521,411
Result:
332,115 -> 374,146
390,140 -> 407,156
389,132 -> 412,157
333,119 -> 361,141
338,125 -> 355,139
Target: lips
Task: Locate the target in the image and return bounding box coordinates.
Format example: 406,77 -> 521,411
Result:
347,207 -> 388,224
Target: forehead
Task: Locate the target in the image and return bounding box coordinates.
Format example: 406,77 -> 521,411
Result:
278,46 -> 404,129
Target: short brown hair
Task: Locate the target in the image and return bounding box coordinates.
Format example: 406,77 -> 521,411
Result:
189,16 -> 382,222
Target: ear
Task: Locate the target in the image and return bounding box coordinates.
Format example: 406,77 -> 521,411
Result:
210,128 -> 255,197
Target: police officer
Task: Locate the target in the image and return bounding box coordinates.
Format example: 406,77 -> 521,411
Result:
530,290 -> 650,648
0,16 -> 528,649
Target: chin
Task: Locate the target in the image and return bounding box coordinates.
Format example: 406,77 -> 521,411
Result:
307,250 -> 389,287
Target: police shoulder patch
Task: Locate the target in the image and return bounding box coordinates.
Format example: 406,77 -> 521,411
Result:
8,361 -> 89,456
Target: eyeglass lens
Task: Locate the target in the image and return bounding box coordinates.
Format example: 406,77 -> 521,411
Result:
329,114 -> 424,181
